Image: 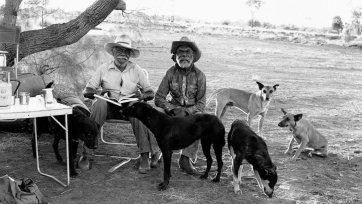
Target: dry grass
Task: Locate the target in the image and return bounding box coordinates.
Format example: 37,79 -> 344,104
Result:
0,132 -> 29,152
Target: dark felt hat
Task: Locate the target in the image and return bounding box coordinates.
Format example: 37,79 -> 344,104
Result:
171,36 -> 201,62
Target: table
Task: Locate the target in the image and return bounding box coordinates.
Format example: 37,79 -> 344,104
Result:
0,97 -> 72,187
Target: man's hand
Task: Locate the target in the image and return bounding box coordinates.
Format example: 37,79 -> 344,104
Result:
84,92 -> 95,99
84,87 -> 96,99
134,90 -> 143,100
100,90 -> 111,98
169,107 -> 188,117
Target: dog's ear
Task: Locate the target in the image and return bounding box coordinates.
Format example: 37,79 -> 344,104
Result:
294,114 -> 303,122
256,81 -> 264,90
281,108 -> 287,115
273,84 -> 279,90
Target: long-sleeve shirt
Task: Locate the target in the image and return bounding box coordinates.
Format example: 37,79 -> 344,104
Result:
155,64 -> 206,114
84,61 -> 153,100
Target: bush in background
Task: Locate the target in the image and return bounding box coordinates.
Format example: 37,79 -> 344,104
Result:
221,20 -> 230,26
261,22 -> 276,29
332,16 -> 343,34
351,9 -> 361,36
281,24 -> 299,31
19,35 -> 110,96
248,19 -> 261,27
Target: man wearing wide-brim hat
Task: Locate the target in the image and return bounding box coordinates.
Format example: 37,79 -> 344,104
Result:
155,36 -> 206,175
83,34 -> 161,174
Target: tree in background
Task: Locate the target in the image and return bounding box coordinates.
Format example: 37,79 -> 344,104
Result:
351,8 -> 361,36
21,0 -> 59,28
332,16 -> 343,34
245,0 -> 264,28
0,0 -> 126,66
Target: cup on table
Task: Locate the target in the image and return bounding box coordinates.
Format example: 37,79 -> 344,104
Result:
19,92 -> 30,105
12,96 -> 20,105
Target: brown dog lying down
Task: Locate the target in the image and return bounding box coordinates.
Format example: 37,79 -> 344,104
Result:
122,102 -> 226,190
278,108 -> 328,161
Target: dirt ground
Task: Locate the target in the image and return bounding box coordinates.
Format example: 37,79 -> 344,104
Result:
1,29 -> 362,204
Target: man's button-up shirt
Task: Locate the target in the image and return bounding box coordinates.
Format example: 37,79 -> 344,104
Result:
155,64 -> 206,114
85,61 -> 151,100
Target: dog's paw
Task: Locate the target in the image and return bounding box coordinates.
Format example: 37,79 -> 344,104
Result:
158,182 -> 169,191
70,170 -> 79,177
234,189 -> 242,195
200,174 -> 208,180
56,157 -> 63,163
211,177 -> 220,183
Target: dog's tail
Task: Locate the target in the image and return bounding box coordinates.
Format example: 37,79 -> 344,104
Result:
206,89 -> 223,107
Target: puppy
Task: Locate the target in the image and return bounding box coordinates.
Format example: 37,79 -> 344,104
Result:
122,102 -> 225,190
228,119 -> 277,197
207,81 -> 279,138
32,96 -> 99,177
278,108 -> 328,161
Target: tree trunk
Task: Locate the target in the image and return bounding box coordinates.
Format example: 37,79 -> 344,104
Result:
3,0 -> 22,27
1,0 -> 126,66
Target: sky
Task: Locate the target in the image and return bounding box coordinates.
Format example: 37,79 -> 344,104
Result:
2,0 -> 362,28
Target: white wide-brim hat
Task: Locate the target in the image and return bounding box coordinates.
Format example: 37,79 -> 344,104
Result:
104,35 -> 140,58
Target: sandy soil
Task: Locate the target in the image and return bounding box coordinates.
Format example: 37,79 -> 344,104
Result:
1,29 -> 362,204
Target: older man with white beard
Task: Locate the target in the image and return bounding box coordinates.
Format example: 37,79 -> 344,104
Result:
155,36 -> 207,175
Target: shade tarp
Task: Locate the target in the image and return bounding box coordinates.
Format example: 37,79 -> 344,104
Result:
0,25 -> 21,44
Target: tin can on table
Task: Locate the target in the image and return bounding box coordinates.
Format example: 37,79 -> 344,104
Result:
19,92 -> 30,105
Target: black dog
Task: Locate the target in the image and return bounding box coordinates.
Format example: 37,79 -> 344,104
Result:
122,102 -> 226,190
32,96 -> 99,177
228,119 -> 277,197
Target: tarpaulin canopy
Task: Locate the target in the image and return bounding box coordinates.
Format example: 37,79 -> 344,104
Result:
0,25 -> 21,44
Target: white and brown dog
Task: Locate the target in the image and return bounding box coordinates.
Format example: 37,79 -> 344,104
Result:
278,108 -> 328,161
206,81 -> 279,138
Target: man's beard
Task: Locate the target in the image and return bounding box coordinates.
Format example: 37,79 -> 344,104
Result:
176,58 -> 192,68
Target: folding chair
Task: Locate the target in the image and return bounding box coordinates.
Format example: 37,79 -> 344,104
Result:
97,119 -> 140,173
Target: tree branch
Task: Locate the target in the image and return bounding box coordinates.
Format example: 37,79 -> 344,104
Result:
1,0 -> 126,66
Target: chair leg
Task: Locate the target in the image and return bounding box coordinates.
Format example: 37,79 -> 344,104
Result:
94,154 -> 140,173
107,155 -> 140,173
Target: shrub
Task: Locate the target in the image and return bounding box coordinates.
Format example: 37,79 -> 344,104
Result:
221,20 -> 230,26
332,16 -> 343,34
248,19 -> 261,27
262,22 -> 275,29
282,24 -> 299,31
